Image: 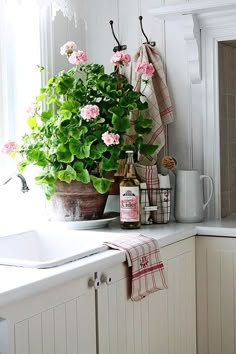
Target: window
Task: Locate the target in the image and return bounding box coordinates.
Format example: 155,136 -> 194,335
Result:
0,0 -> 41,144
0,0 -> 78,229
0,0 -> 41,181
0,0 -> 42,226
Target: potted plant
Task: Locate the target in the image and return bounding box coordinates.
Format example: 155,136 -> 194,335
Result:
17,41 -> 157,221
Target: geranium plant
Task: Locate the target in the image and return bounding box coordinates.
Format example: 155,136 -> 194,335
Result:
17,41 -> 157,199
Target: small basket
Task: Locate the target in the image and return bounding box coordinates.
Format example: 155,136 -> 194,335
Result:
140,188 -> 172,225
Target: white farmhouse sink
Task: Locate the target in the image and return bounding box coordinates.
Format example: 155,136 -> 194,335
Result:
0,227 -> 109,268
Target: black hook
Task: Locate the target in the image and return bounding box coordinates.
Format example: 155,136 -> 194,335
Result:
139,16 -> 156,47
109,20 -> 127,52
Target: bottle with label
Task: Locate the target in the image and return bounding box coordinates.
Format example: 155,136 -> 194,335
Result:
120,150 -> 140,229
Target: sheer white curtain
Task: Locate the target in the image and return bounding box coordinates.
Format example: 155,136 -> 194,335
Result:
0,0 -> 42,186
0,1 -> 44,227
0,0 -> 41,145
0,0 -> 76,228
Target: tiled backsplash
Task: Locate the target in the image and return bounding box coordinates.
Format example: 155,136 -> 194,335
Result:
219,42 -> 236,217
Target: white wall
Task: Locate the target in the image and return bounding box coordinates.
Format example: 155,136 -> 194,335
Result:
50,0 -> 205,172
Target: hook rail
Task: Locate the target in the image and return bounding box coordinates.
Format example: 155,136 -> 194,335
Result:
109,20 -> 127,52
139,16 -> 156,47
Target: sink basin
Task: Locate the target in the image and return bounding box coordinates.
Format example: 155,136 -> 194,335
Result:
0,227 -> 109,268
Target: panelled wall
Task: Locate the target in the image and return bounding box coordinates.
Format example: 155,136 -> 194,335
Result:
51,0 -> 205,173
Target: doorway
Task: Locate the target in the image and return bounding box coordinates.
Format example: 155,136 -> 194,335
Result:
218,40 -> 236,217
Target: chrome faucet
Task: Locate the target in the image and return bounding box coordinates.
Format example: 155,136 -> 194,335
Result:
2,173 -> 30,193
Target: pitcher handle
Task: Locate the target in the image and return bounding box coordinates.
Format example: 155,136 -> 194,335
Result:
200,175 -> 214,210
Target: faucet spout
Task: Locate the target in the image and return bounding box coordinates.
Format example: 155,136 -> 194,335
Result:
2,173 -> 30,193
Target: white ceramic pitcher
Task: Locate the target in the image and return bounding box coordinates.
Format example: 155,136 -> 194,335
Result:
175,170 -> 214,223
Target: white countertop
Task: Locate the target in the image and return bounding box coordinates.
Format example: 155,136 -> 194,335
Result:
1,217 -> 236,308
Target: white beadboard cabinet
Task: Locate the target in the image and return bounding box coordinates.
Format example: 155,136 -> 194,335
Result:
0,273 -> 97,354
0,237 -> 196,354
97,236 -> 196,354
196,236 -> 236,354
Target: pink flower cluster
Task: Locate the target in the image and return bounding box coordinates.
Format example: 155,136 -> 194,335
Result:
111,51 -> 131,66
60,41 -> 77,56
68,50 -> 87,65
102,131 -> 120,146
2,141 -> 18,155
135,62 -> 155,77
81,104 -> 100,121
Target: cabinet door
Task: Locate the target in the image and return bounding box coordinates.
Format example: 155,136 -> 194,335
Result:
97,237 -> 196,354
196,236 -> 236,354
1,274 -> 96,354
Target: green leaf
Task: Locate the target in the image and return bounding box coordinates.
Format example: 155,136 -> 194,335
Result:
135,115 -> 152,134
75,169 -> 90,184
122,144 -> 135,152
108,106 -> 125,118
36,94 -> 45,103
137,100 -> 148,111
29,150 -> 47,166
69,126 -> 88,139
139,144 -> 159,156
34,172 -> 57,199
56,144 -> 74,163
73,161 -> 84,172
57,166 -> 77,183
42,184 -> 56,200
59,116 -> 72,127
120,96 -> 137,109
90,175 -> 113,194
35,173 -> 56,185
18,160 -> 29,172
47,95 -> 61,105
100,157 -> 119,172
69,140 -> 92,159
41,109 -> 53,122
112,115 -> 130,132
89,117 -> 105,126
27,116 -> 37,129
90,143 -> 107,159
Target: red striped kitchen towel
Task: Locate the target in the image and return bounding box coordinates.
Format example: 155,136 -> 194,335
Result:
103,234 -> 167,301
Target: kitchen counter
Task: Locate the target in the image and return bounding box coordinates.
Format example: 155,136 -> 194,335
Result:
0,217 -> 236,307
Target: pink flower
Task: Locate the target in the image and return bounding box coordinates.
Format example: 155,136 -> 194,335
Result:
26,103 -> 37,116
68,50 -> 87,65
60,41 -> 77,56
2,141 -> 18,155
102,131 -> 120,146
111,51 -> 131,66
81,104 -> 100,121
135,62 -> 155,77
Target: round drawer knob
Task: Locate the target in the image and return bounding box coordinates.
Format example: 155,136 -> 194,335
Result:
88,278 -> 100,289
101,274 -> 112,285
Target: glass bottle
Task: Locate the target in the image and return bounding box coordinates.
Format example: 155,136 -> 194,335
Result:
120,151 -> 140,229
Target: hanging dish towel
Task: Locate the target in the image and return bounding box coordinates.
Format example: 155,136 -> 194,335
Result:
135,163 -> 162,223
103,234 -> 168,301
130,44 -> 174,165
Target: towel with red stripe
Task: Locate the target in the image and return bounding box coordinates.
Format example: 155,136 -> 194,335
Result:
103,234 -> 168,301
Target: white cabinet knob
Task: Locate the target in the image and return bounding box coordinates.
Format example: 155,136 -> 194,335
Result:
101,274 -> 112,285
88,278 -> 100,289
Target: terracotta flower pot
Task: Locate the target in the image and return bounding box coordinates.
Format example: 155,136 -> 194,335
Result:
49,181 -> 109,222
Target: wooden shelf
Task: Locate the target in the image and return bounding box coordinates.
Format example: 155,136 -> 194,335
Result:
149,0 -> 236,18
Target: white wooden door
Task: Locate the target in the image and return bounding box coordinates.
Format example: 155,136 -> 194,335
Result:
196,236 -> 236,354
0,274 -> 97,354
97,237 -> 196,354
